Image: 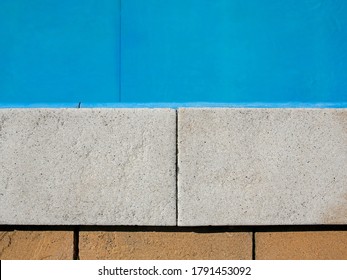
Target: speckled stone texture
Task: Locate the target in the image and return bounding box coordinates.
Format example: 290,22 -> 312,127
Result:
256,231 -> 347,260
0,109 -> 176,225
79,231 -> 252,260
0,231 -> 73,260
178,108 -> 347,226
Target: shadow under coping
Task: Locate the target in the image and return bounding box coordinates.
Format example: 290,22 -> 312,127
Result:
1,225 -> 347,233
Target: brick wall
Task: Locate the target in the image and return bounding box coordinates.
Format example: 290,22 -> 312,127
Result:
1,227 -> 347,260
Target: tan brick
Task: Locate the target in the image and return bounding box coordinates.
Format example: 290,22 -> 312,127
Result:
256,231 -> 347,260
0,231 -> 74,260
79,231 -> 252,260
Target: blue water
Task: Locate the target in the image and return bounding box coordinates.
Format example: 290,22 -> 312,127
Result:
1,0 -> 346,106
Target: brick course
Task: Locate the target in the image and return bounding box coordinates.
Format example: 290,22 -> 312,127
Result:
0,231 -> 73,260
256,231 -> 347,260
79,231 -> 252,260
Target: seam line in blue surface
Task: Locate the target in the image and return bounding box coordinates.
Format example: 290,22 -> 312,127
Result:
119,0 -> 122,102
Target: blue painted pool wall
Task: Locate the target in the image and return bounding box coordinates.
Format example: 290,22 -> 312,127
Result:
1,0 -> 346,105
122,0 -> 347,103
0,0 -> 120,104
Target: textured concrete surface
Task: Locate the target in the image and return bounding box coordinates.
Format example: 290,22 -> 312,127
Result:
0,231 -> 73,260
0,109 -> 176,225
256,231 -> 347,260
178,108 -> 347,226
79,231 -> 252,260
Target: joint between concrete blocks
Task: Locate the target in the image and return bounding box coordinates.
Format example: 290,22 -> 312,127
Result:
175,109 -> 179,226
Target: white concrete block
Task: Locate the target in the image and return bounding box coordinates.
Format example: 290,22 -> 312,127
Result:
178,108 -> 347,226
0,109 -> 176,225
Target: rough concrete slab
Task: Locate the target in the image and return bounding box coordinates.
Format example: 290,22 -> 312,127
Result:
178,108 -> 347,226
256,232 -> 347,260
0,231 -> 73,260
79,231 -> 252,260
0,109 -> 176,225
